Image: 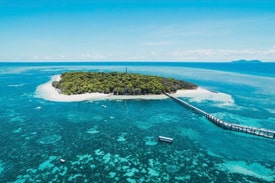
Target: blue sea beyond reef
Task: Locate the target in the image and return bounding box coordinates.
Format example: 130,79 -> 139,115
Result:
0,62 -> 275,182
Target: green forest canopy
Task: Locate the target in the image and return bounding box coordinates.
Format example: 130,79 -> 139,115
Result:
52,72 -> 197,95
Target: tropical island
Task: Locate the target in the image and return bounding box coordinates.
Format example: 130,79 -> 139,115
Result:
52,71 -> 197,95
231,59 -> 262,63
35,72 -> 233,103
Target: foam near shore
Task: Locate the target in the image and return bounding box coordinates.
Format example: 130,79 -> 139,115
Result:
35,75 -> 234,105
174,87 -> 234,106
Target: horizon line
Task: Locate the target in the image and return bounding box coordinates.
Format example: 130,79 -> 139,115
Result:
0,60 -> 274,63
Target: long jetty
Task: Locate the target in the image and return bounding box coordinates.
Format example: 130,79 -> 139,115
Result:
164,92 -> 275,139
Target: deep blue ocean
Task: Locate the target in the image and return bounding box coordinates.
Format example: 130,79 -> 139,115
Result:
0,62 -> 274,182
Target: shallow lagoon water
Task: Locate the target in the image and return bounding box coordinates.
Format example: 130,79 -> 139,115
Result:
0,62 -> 275,182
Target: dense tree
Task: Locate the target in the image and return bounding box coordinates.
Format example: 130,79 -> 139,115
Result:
52,72 -> 197,95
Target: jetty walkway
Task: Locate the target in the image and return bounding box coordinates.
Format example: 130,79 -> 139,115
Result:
164,92 -> 275,139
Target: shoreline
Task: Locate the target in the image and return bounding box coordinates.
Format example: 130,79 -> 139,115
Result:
35,75 -> 234,105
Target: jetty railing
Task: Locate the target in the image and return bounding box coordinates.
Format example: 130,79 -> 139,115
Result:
164,92 -> 275,139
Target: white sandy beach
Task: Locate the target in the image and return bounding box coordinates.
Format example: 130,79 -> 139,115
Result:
35,75 -> 234,105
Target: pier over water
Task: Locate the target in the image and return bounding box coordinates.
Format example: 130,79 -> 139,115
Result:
164,92 -> 275,139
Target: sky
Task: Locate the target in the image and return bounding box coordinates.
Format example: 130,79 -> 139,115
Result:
0,0 -> 275,62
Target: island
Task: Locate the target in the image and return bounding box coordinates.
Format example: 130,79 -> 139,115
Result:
231,59 -> 262,63
52,71 -> 197,95
35,72 -> 233,103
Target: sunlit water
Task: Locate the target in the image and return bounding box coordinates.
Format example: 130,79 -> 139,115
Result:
0,62 -> 274,182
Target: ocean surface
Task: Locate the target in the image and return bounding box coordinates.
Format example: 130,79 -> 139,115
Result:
0,62 -> 275,182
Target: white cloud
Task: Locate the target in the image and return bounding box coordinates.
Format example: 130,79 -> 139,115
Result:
141,40 -> 176,46
59,54 -> 65,59
109,47 -> 275,62
81,53 -> 106,60
10,47 -> 275,62
169,48 -> 275,61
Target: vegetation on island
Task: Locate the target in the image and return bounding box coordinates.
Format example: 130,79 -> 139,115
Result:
52,71 -> 197,95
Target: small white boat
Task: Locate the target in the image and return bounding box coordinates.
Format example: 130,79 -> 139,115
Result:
158,136 -> 173,143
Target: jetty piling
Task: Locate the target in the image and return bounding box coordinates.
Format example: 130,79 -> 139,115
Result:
164,92 -> 275,139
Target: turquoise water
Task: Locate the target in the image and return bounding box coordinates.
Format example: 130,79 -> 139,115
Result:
0,62 -> 275,182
